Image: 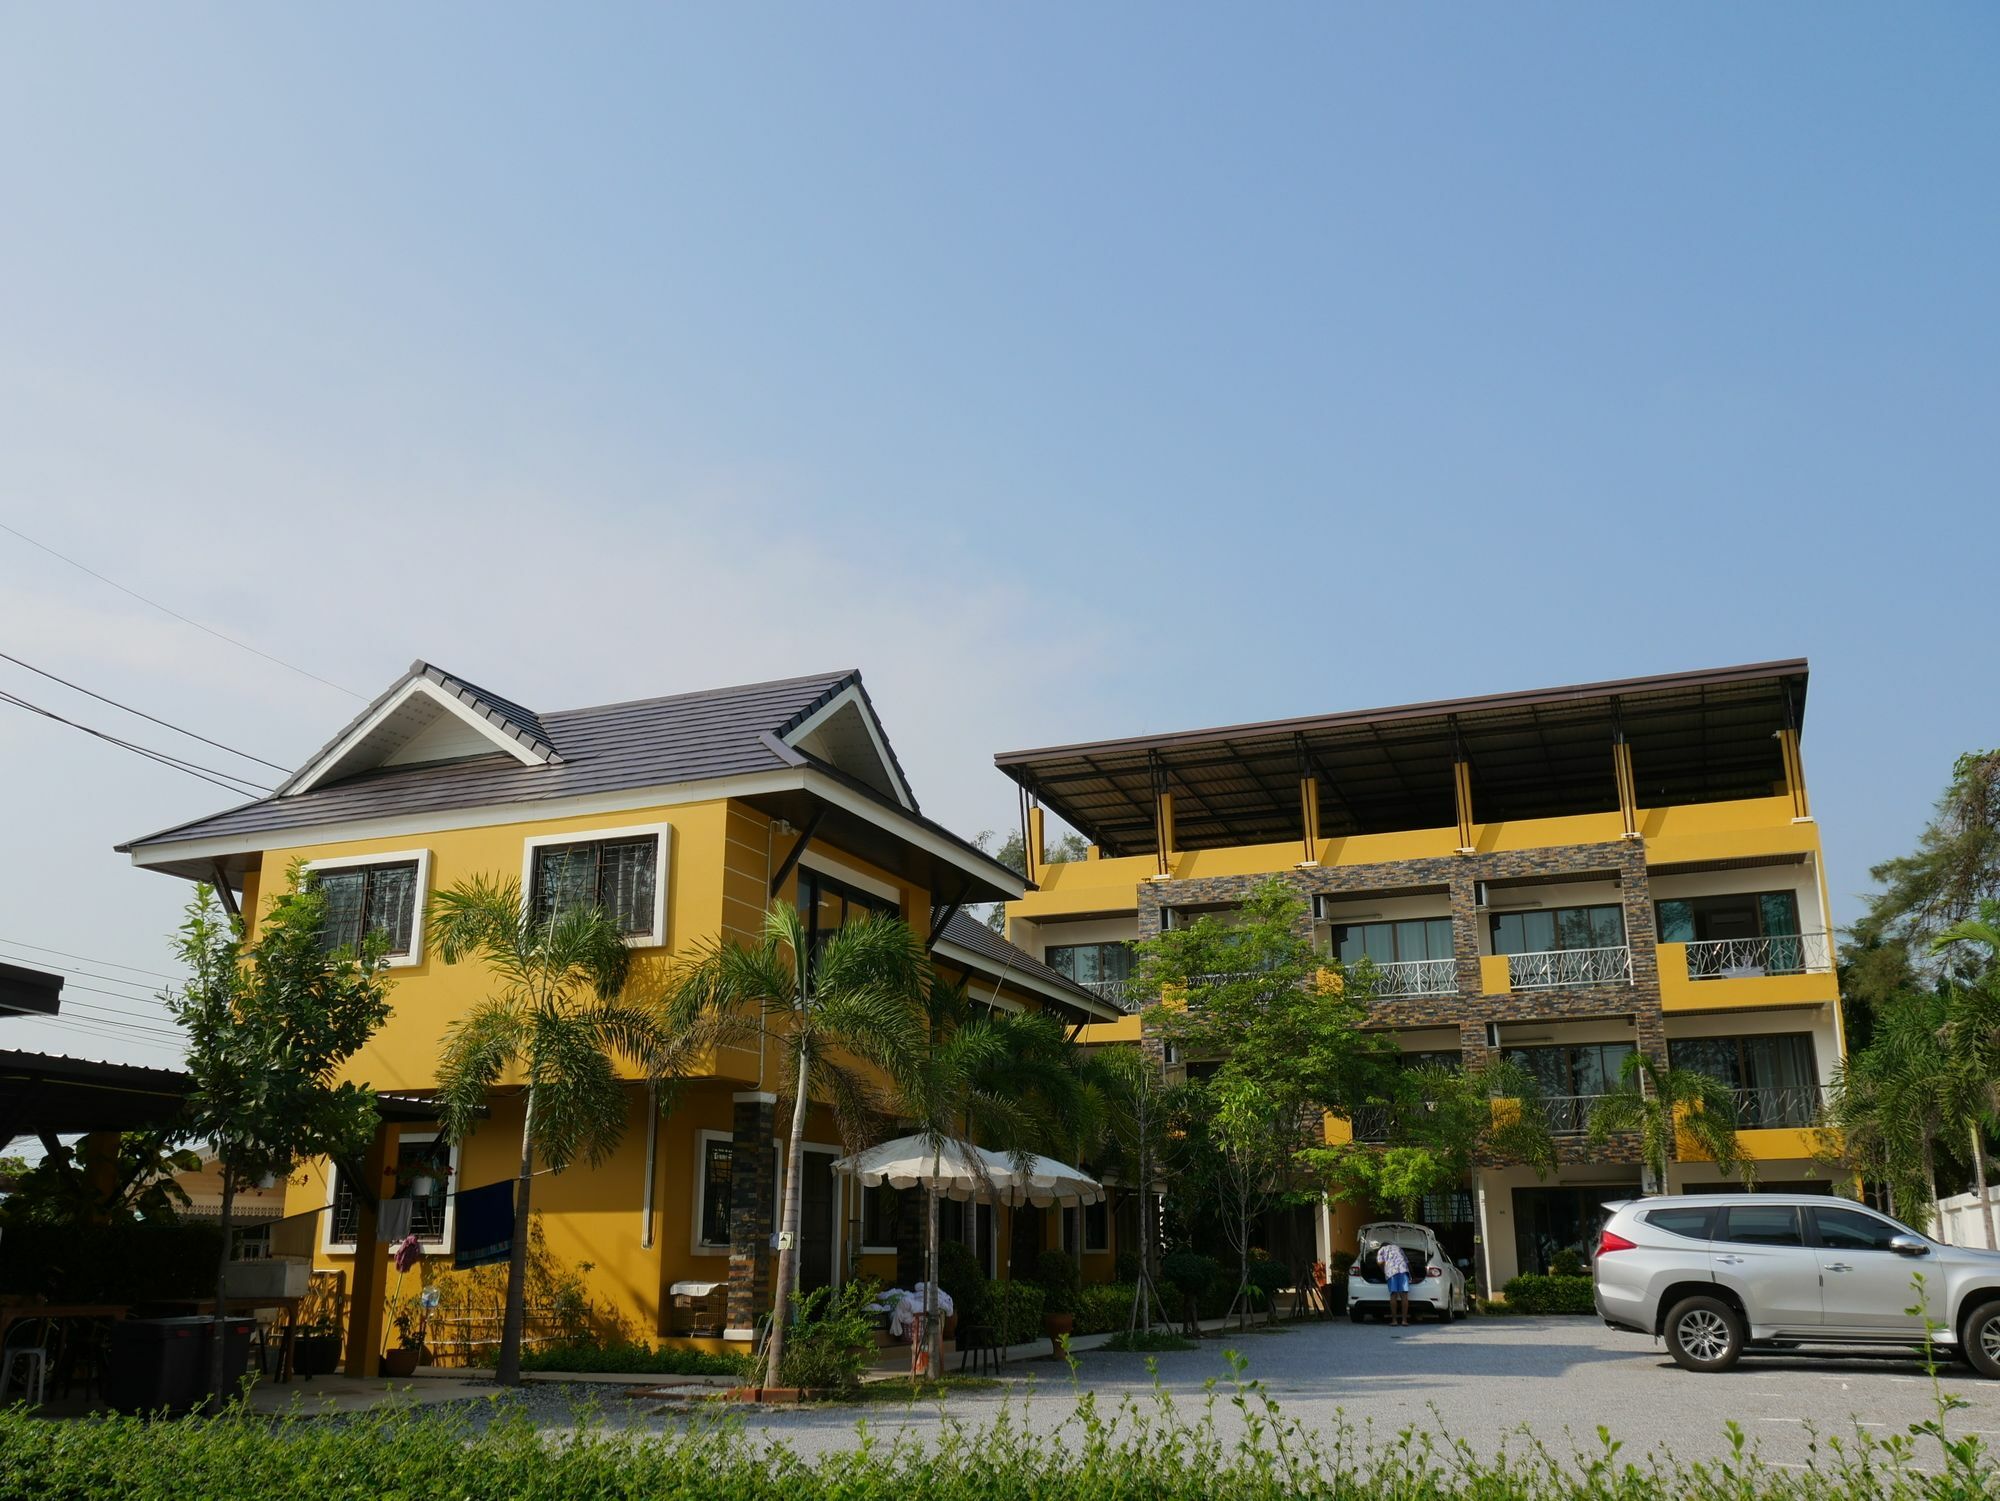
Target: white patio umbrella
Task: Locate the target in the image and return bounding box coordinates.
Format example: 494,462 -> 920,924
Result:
990,1152 -> 1105,1208
832,1133 -> 1014,1200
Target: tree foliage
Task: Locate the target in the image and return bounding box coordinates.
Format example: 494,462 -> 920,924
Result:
166,873 -> 393,1396
1586,1052 -> 1743,1194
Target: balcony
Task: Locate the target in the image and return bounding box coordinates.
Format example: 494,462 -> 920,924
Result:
1538,1094 -> 1609,1135
1730,1083 -> 1822,1130
1503,945 -> 1633,991
1361,956 -> 1459,1000
1683,932 -> 1831,981
1078,977 -> 1142,1013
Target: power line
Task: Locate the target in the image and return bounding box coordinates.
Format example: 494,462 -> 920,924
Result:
0,649 -> 290,772
0,518 -> 365,700
0,936 -> 181,982
0,687 -> 273,797
0,952 -> 168,999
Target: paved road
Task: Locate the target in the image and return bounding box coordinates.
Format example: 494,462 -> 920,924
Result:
496,1317 -> 2000,1471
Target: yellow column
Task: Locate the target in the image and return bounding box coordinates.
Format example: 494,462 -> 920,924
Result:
1155,792 -> 1176,878
1026,805 -> 1045,884
342,1122 -> 400,1378
1452,760 -> 1476,853
1298,776 -> 1319,865
1613,734 -> 1639,839
1777,730 -> 1811,820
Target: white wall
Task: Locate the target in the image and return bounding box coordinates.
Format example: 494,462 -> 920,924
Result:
1935,1188 -> 2000,1248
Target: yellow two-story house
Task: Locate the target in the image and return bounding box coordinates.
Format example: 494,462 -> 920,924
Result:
997,660 -> 1845,1293
120,661 -> 1119,1366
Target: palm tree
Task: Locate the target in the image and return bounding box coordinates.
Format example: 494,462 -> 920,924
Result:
1586,1052 -> 1744,1194
674,903 -> 925,1387
897,975 -> 1068,1371
429,874 -> 741,1386
1938,901 -> 2000,1247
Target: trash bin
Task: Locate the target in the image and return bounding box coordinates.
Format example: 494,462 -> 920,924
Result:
106,1317 -> 255,1414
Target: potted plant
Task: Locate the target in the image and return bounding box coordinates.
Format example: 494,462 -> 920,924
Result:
382,1298 -> 424,1377
1033,1249 -> 1081,1352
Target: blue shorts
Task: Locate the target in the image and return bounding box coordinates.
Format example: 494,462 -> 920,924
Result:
1387,1272 -> 1410,1294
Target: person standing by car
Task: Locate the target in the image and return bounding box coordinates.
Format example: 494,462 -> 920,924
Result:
1377,1238 -> 1412,1326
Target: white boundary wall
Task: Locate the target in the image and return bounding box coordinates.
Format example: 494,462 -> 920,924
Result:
1935,1187 -> 2000,1248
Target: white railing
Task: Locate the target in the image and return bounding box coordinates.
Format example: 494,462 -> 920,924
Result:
1683,931 -> 1831,981
1506,945 -> 1633,990
1369,957 -> 1459,999
1079,977 -> 1142,1012
1540,1094 -> 1611,1135
1729,1084 -> 1822,1129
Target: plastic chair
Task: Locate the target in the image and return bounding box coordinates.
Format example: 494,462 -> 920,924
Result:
1,1318 -> 59,1408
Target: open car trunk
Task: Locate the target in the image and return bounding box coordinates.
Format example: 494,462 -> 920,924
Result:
1356,1227 -> 1434,1284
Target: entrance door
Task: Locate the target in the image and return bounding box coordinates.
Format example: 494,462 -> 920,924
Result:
799,1148 -> 839,1293
1512,1186 -> 1640,1275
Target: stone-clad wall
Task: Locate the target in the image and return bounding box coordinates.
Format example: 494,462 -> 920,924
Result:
726,1094 -> 777,1335
1134,839 -> 1667,1166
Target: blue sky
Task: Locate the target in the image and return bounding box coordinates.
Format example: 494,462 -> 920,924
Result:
0,6 -> 1992,1067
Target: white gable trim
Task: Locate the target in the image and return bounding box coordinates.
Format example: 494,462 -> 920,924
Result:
782,684 -> 914,810
931,937 -> 1121,1020
286,677 -> 551,797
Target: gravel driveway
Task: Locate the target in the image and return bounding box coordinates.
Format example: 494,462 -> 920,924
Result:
459,1317 -> 2000,1470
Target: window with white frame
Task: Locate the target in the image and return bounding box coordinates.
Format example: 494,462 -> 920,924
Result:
523,825 -> 671,944
697,1136 -> 735,1248
325,1132 -> 457,1253
304,851 -> 430,965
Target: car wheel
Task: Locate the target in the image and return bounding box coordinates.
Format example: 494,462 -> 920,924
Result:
1962,1302 -> 2000,1379
1348,1307 -> 1363,1324
1435,1300 -> 1452,1323
1664,1295 -> 1744,1373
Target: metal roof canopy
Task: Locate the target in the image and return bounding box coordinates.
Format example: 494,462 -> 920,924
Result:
996,661 -> 1807,857
0,962 -> 63,1018
0,1049 -> 470,1148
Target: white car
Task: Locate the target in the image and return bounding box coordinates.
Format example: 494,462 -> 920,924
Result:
1349,1221 -> 1470,1322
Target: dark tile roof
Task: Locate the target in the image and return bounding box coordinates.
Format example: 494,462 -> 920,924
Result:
933,909 -> 1118,1017
122,668 -> 862,850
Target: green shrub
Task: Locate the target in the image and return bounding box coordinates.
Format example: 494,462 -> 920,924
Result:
1547,1247 -> 1587,1278
1160,1250 -> 1219,1307
1033,1248 -> 1081,1315
985,1279 -> 1045,1346
1247,1258 -> 1291,1298
0,1374 -> 1976,1497
778,1282 -> 879,1392
1499,1274 -> 1595,1315
936,1240 -> 986,1325
1114,1248 -> 1144,1284
519,1340 -> 741,1376
1074,1282 -> 1135,1335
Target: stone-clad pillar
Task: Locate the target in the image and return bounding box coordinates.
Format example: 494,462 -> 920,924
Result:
725,1092 -> 777,1340
1449,872 -> 1485,998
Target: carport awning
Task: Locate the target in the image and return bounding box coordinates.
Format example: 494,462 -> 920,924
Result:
0,1048 -> 473,1147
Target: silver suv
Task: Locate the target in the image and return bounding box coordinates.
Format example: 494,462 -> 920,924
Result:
1594,1194 -> 2000,1375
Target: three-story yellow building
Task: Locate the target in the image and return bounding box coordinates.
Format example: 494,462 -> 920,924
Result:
995,660 -> 1844,1292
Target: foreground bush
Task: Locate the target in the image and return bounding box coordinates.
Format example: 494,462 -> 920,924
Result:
1499,1274 -> 1595,1315
2,1353 -> 1992,1500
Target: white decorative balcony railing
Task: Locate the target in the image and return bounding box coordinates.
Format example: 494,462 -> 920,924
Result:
1366,957 -> 1459,999
1683,932 -> 1832,981
1539,1094 -> 1610,1135
1079,977 -> 1143,1013
1729,1084 -> 1823,1129
1506,945 -> 1633,990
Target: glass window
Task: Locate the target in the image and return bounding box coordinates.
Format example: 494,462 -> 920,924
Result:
1668,1035 -> 1816,1093
1046,942 -> 1134,988
331,1138 -> 449,1245
311,861 -> 419,957
861,1183 -> 900,1248
1813,1206 -> 1904,1251
1720,1204 -> 1802,1246
1656,900 -> 1695,943
1646,1207 -> 1714,1241
1504,1042 -> 1634,1098
699,1140 -> 734,1246
1490,905 -> 1624,955
531,836 -> 658,935
1333,917 -> 1452,964
796,868 -> 899,957
1654,891 -> 1803,943
1083,1199 -> 1109,1252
